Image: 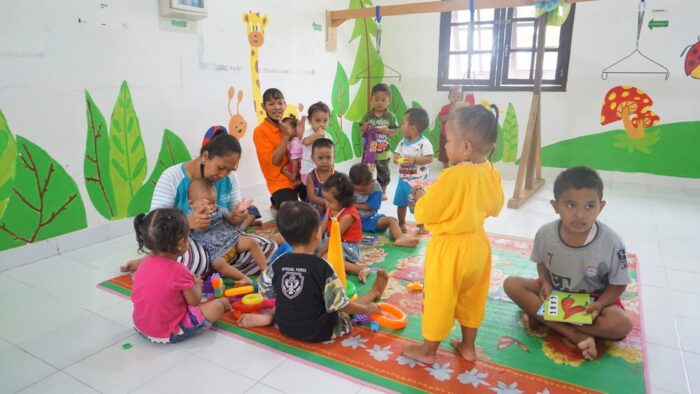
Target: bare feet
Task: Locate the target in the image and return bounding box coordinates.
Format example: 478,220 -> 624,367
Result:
577,337 -> 598,360
370,269 -> 389,299
526,314 -> 544,331
218,298 -> 233,312
402,343 -> 436,365
120,259 -> 140,273
399,224 -> 407,234
450,338 -> 477,361
238,312 -> 273,328
416,225 -> 428,235
394,236 -> 419,247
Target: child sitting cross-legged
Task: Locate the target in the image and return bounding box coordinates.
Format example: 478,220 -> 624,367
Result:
503,166 -> 633,360
188,178 -> 270,284
131,208 -> 231,344
237,202 -> 388,342
348,163 -> 419,247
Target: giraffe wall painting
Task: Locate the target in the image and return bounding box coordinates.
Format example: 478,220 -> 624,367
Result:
242,11 -> 302,124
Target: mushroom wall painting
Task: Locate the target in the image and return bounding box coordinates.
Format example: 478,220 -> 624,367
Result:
600,85 -> 661,154
681,36 -> 700,79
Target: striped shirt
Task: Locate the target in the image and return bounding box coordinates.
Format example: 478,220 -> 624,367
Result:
150,164 -> 242,214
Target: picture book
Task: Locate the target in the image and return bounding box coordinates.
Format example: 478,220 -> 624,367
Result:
543,291 -> 593,324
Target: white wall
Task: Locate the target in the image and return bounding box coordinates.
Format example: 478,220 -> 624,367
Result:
371,0 -> 699,176
0,0 -> 354,234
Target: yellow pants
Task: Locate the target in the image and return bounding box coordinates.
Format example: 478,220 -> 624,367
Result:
421,231 -> 492,341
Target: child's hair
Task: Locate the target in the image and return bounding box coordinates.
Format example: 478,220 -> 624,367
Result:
349,163 -> 373,186
307,101 -> 330,117
276,201 -> 320,246
200,132 -> 242,157
133,208 -> 189,255
188,178 -> 215,199
553,166 -> 604,200
371,83 -> 391,97
448,86 -> 463,95
323,173 -> 355,208
311,137 -> 334,154
281,115 -> 298,130
448,105 -> 498,155
262,88 -> 284,103
404,107 -> 429,132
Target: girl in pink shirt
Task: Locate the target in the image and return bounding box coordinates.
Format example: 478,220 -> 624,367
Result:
131,208 -> 231,343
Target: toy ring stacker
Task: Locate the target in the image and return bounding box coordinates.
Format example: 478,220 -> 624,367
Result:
370,302 -> 407,330
242,293 -> 263,306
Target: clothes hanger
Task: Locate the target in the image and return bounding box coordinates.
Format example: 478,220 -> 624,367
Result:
354,5 -> 402,82
601,0 -> 669,80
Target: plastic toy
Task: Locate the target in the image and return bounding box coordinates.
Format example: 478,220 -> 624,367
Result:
351,314 -> 372,325
224,285 -> 254,297
211,273 -> 224,298
370,302 -> 408,330
328,218 -> 347,287
370,321 -> 379,332
360,235 -> 376,245
346,281 -> 357,298
242,293 -> 263,305
407,282 -> 424,292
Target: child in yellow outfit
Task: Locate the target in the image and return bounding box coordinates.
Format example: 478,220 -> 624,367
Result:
402,104 -> 504,364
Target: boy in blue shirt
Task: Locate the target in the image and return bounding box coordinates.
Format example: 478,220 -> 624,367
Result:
349,164 -> 419,248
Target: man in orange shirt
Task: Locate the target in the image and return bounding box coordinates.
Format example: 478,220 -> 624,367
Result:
253,88 -> 301,209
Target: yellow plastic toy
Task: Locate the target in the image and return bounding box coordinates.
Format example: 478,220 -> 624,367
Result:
328,217 -> 347,287
407,282 -> 424,292
242,293 -> 263,305
224,285 -> 254,297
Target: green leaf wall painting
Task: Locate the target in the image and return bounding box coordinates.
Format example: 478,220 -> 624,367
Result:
109,81 -> 147,218
0,127 -> 87,251
345,0 -> 384,122
0,111 -> 17,220
127,130 -> 191,216
84,80 -> 188,220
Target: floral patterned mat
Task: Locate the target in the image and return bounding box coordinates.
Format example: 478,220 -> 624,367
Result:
99,225 -> 645,394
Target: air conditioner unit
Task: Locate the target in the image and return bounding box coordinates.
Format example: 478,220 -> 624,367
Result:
159,0 -> 208,21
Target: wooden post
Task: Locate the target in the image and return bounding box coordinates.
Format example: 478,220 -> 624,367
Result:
508,13 -> 547,209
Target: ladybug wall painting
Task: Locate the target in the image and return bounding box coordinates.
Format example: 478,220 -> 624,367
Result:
681,36 -> 700,79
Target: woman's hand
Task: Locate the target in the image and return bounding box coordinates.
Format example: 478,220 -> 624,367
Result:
189,200 -> 212,231
296,115 -> 307,136
280,120 -> 295,139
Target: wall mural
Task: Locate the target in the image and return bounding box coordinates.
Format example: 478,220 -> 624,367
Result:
681,36 -> 700,79
84,81 -> 191,221
0,111 -> 87,251
540,85 -> 700,178
227,85 -> 248,140
242,11 -> 302,123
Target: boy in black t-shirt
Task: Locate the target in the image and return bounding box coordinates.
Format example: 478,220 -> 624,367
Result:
237,201 -> 388,342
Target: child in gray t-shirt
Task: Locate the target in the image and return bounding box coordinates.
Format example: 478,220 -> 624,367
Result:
503,167 -> 633,361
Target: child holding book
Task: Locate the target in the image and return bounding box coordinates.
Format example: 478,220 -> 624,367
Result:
360,83 -> 399,199
402,105 -> 504,364
503,166 -> 633,360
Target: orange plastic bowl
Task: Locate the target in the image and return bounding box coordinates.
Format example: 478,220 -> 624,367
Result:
370,302 -> 407,330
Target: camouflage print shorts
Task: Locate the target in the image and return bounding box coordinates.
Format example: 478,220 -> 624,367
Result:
331,312 -> 353,339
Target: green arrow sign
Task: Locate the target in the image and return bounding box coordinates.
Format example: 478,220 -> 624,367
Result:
648,19 -> 669,30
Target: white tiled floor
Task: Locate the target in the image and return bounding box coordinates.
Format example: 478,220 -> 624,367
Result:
0,165 -> 698,393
